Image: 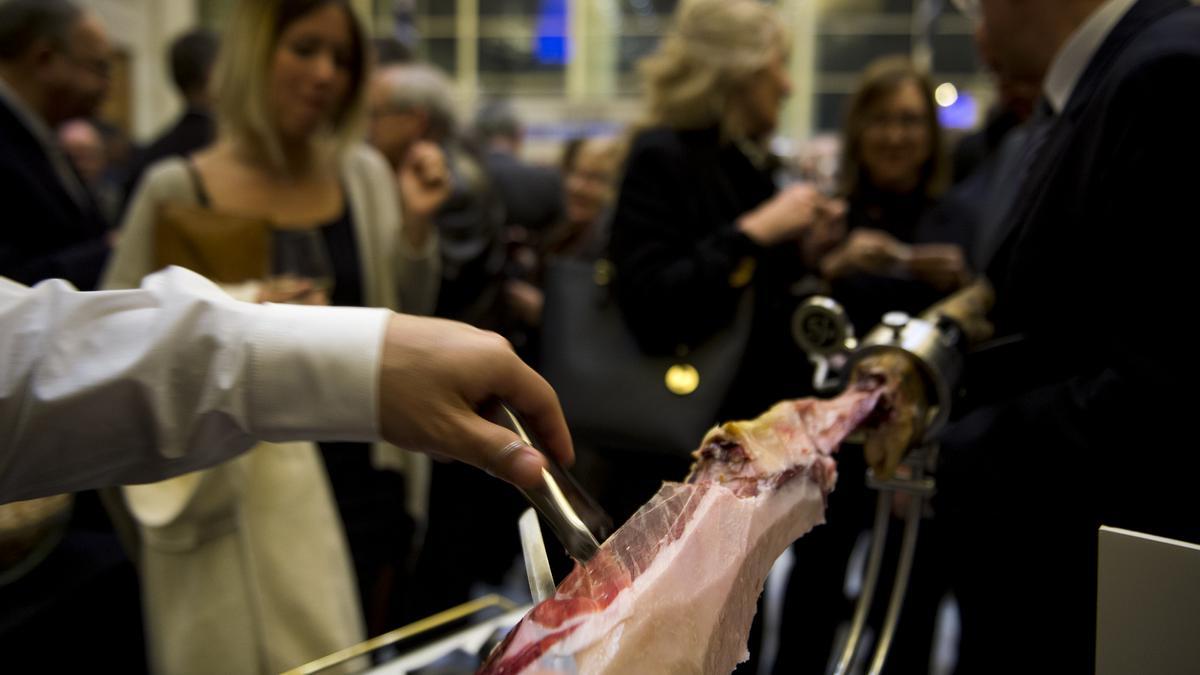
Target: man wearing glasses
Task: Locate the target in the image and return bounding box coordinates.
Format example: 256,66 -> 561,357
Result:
0,0 -> 113,291
920,0 -> 1200,671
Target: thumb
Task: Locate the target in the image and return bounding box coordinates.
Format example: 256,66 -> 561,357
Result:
452,409 -> 548,489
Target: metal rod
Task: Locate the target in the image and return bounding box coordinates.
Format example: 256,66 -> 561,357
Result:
281,594 -> 519,675
832,490 -> 892,675
865,471 -> 936,496
867,488 -> 924,675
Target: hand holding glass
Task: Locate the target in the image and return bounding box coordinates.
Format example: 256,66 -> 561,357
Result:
263,229 -> 334,305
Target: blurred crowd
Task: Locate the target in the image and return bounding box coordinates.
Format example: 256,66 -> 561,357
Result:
2,0 -> 1194,674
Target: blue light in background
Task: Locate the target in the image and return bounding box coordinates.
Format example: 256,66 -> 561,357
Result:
535,0 -> 569,66
938,91 -> 978,130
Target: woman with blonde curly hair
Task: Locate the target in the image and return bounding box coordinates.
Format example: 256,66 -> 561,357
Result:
604,0 -> 842,562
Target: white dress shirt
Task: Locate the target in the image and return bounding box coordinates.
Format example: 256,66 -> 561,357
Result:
0,266 -> 389,503
1043,0 -> 1138,114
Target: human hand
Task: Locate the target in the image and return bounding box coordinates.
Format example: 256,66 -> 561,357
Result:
257,276 -> 329,305
799,197 -> 847,268
737,183 -> 823,246
909,244 -> 971,293
504,278 -> 545,326
399,141 -> 452,244
920,277 -> 995,345
820,228 -> 910,279
377,313 -> 573,489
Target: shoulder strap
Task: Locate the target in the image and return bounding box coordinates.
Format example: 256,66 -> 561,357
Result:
183,159 -> 211,207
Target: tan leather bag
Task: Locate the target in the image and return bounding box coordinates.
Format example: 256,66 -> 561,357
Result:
154,202 -> 271,283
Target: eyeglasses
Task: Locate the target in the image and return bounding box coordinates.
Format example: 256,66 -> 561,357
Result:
865,112 -> 927,132
949,0 -> 982,23
368,107 -> 416,120
62,50 -> 112,80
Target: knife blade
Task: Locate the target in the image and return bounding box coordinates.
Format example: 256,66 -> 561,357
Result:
518,508 -> 556,603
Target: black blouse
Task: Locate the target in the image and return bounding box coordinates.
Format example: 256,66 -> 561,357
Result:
609,126 -> 814,419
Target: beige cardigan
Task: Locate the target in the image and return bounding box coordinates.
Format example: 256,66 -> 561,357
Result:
103,144 -> 437,674
105,144 -> 437,515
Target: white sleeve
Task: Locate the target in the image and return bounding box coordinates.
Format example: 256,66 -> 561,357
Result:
0,266 -> 390,503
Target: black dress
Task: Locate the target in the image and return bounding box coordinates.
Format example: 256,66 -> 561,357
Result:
313,207 -> 417,634
610,126 -> 814,425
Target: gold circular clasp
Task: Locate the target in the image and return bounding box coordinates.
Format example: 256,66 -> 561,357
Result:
665,364 -> 700,396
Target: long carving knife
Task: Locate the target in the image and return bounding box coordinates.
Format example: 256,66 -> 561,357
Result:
518,508 -> 556,603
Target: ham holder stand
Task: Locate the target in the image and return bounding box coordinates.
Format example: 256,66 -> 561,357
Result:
794,297 -> 965,675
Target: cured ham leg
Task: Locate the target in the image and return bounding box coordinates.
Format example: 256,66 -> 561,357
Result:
480,384 -> 883,675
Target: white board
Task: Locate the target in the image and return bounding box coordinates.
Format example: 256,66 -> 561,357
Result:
1096,526 -> 1200,675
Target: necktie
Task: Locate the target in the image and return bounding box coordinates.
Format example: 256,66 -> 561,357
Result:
51,141 -> 92,210
972,97 -> 1057,269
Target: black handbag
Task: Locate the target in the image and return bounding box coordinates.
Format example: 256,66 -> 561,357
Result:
540,257 -> 753,456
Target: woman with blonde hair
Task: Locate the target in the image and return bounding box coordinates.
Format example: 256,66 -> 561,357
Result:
605,0 -> 839,491
103,0 -> 448,672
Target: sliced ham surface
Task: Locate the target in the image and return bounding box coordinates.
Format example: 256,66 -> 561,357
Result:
479,385 -> 883,675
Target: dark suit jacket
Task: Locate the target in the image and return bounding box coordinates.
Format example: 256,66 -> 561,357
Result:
951,106 -> 1023,184
0,97 -> 110,290
610,126 -> 813,419
938,1 -> 1200,670
481,149 -> 563,233
120,108 -> 215,218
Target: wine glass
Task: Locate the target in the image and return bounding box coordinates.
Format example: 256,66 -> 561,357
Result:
267,228 -> 334,304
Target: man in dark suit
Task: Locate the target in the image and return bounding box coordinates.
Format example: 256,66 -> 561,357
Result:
473,100 -> 564,235
119,28 -> 218,216
872,0 -> 1200,671
0,0 -> 113,290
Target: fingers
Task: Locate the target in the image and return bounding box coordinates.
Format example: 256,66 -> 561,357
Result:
925,277 -> 995,343
484,352 -> 576,468
375,314 -> 565,489
960,316 -> 996,343
454,409 -> 548,489
816,196 -> 847,218
259,277 -> 318,304
405,141 -> 449,187
782,182 -> 820,202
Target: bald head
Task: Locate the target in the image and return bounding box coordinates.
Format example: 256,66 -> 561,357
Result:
0,1 -> 110,125
0,0 -> 80,61
978,0 -> 1108,86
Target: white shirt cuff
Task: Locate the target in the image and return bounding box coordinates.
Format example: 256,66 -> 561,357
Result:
245,302 -> 391,442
